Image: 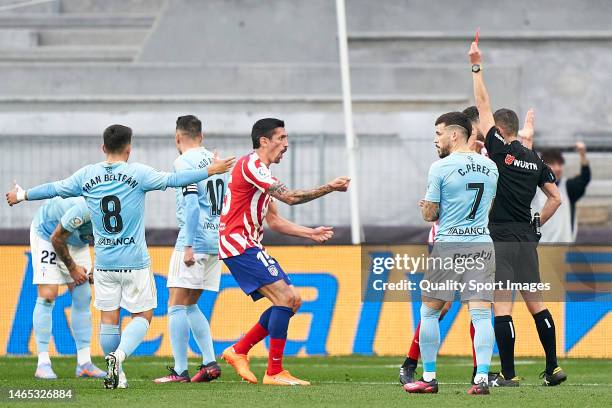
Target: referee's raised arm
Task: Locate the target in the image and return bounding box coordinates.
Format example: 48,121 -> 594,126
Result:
469,42 -> 495,137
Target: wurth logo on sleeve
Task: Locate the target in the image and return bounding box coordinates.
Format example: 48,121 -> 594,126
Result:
505,154 -> 538,170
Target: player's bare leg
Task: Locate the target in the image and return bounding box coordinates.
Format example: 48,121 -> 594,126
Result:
288,285 -> 302,313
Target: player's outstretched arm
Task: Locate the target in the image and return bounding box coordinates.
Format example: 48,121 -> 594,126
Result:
207,152 -> 236,176
5,181 -> 28,206
268,176 -> 350,206
50,225 -> 88,285
469,41 -> 495,136
518,108 -> 535,149
538,182 -> 562,226
265,201 -> 334,243
6,181 -> 59,206
164,155 -> 235,189
419,199 -> 439,222
6,167 -> 87,206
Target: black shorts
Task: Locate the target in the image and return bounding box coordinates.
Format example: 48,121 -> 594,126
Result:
489,222 -> 541,284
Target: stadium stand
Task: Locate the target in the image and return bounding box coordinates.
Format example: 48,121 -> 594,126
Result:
1,0 -> 611,240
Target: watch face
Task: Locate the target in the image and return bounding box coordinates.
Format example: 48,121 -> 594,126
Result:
472,64 -> 481,73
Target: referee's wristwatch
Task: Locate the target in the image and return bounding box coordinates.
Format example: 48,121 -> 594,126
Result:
471,64 -> 482,73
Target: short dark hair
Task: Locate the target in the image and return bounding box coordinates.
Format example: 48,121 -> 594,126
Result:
541,149 -> 565,165
493,108 -> 519,136
435,111 -> 472,141
462,105 -> 480,123
176,115 -> 202,138
251,118 -> 285,148
103,124 -> 132,153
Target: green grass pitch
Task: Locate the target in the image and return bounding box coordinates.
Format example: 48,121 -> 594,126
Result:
1,356 -> 610,407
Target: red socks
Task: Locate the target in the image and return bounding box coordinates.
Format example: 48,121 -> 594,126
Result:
407,321 -> 421,360
267,338 -> 287,375
233,322 -> 268,355
470,321 -> 476,368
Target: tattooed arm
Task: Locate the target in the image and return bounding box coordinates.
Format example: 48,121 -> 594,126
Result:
50,224 -> 88,285
267,176 -> 350,206
419,200 -> 440,222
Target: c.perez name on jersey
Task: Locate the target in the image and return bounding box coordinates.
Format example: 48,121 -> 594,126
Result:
457,162 -> 494,177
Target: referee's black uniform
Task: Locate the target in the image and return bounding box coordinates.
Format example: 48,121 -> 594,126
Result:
484,125 -> 560,383
485,126 -> 555,283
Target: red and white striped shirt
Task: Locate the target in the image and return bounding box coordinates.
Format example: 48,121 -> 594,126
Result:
427,221 -> 440,245
218,152 -> 277,259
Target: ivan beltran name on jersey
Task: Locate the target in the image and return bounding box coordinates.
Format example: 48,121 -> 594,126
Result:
82,173 -> 139,193
504,154 -> 538,170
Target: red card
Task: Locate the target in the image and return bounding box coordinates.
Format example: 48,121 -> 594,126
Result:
475,28 -> 480,45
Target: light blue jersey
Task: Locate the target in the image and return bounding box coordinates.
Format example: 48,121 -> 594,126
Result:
27,161 -> 210,270
425,152 -> 498,242
33,197 -> 93,247
174,147 -> 227,254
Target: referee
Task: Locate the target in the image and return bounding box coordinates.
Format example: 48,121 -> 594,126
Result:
469,41 -> 567,387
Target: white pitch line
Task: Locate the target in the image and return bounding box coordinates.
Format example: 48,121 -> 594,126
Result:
139,360 -> 555,369
106,379 -> 612,387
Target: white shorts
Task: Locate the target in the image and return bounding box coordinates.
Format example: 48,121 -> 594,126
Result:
94,268 -> 157,313
30,224 -> 92,285
167,250 -> 221,291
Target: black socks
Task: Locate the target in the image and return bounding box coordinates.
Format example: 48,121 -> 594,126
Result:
533,309 -> 558,375
494,315 -> 516,379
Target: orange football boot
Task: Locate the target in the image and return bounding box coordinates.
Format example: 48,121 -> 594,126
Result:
221,346 -> 257,384
263,370 -> 310,386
